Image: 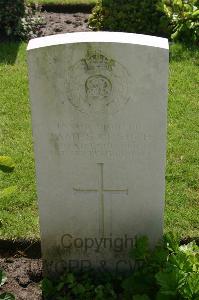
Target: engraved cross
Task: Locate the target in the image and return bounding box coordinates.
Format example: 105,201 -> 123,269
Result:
73,163 -> 128,237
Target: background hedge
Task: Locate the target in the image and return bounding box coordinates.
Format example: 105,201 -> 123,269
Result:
89,0 -> 169,37
89,0 -> 199,43
0,0 -> 25,39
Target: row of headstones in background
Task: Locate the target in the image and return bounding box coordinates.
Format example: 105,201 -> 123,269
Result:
27,32 -> 169,276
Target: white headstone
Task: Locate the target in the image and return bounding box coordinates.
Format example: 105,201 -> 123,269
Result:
27,32 -> 169,275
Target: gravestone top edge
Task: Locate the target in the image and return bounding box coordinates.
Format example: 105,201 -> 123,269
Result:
27,31 -> 169,51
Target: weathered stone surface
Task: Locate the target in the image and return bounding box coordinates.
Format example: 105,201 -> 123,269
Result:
27,32 -> 169,274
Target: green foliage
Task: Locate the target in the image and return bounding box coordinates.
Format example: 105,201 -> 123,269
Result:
88,0 -> 104,30
0,0 -> 43,40
42,235 -> 199,299
123,234 -> 199,299
0,293 -> 15,300
89,0 -> 168,36
89,0 -> 199,43
0,269 -> 15,300
0,0 -> 25,39
0,270 -> 7,287
16,4 -> 44,40
42,272 -> 118,299
159,0 -> 199,43
129,236 -> 150,261
28,0 -> 96,4
133,295 -> 150,300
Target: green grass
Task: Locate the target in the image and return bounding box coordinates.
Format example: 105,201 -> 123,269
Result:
0,42 -> 198,240
164,44 -> 199,238
27,0 -> 96,5
0,43 -> 39,239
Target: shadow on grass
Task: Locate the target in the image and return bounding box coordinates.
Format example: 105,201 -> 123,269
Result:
0,239 -> 41,258
0,41 -> 21,65
169,43 -> 199,65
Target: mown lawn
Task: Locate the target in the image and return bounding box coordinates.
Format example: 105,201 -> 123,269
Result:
0,43 -> 38,239
0,42 -> 198,240
164,44 -> 199,238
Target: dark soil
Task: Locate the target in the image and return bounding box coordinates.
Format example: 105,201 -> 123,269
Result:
0,257 -> 42,300
39,11 -> 91,37
0,240 -> 42,299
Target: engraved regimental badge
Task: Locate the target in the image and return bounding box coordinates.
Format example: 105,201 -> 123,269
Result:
67,49 -> 129,114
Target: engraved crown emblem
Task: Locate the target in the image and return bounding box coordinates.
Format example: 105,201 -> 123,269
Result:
82,50 -> 115,71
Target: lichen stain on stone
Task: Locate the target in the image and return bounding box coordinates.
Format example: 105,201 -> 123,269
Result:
72,132 -> 80,149
49,133 -> 60,154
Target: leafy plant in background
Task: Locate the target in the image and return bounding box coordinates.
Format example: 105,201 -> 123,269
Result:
158,0 -> 199,43
42,234 -> 199,299
123,233 -> 199,299
16,4 -> 44,40
42,271 -> 119,299
0,156 -> 16,199
88,0 -> 103,31
0,0 -> 43,40
0,0 -> 25,39
89,0 -> 168,36
89,0 -> 199,44
0,269 -> 15,300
